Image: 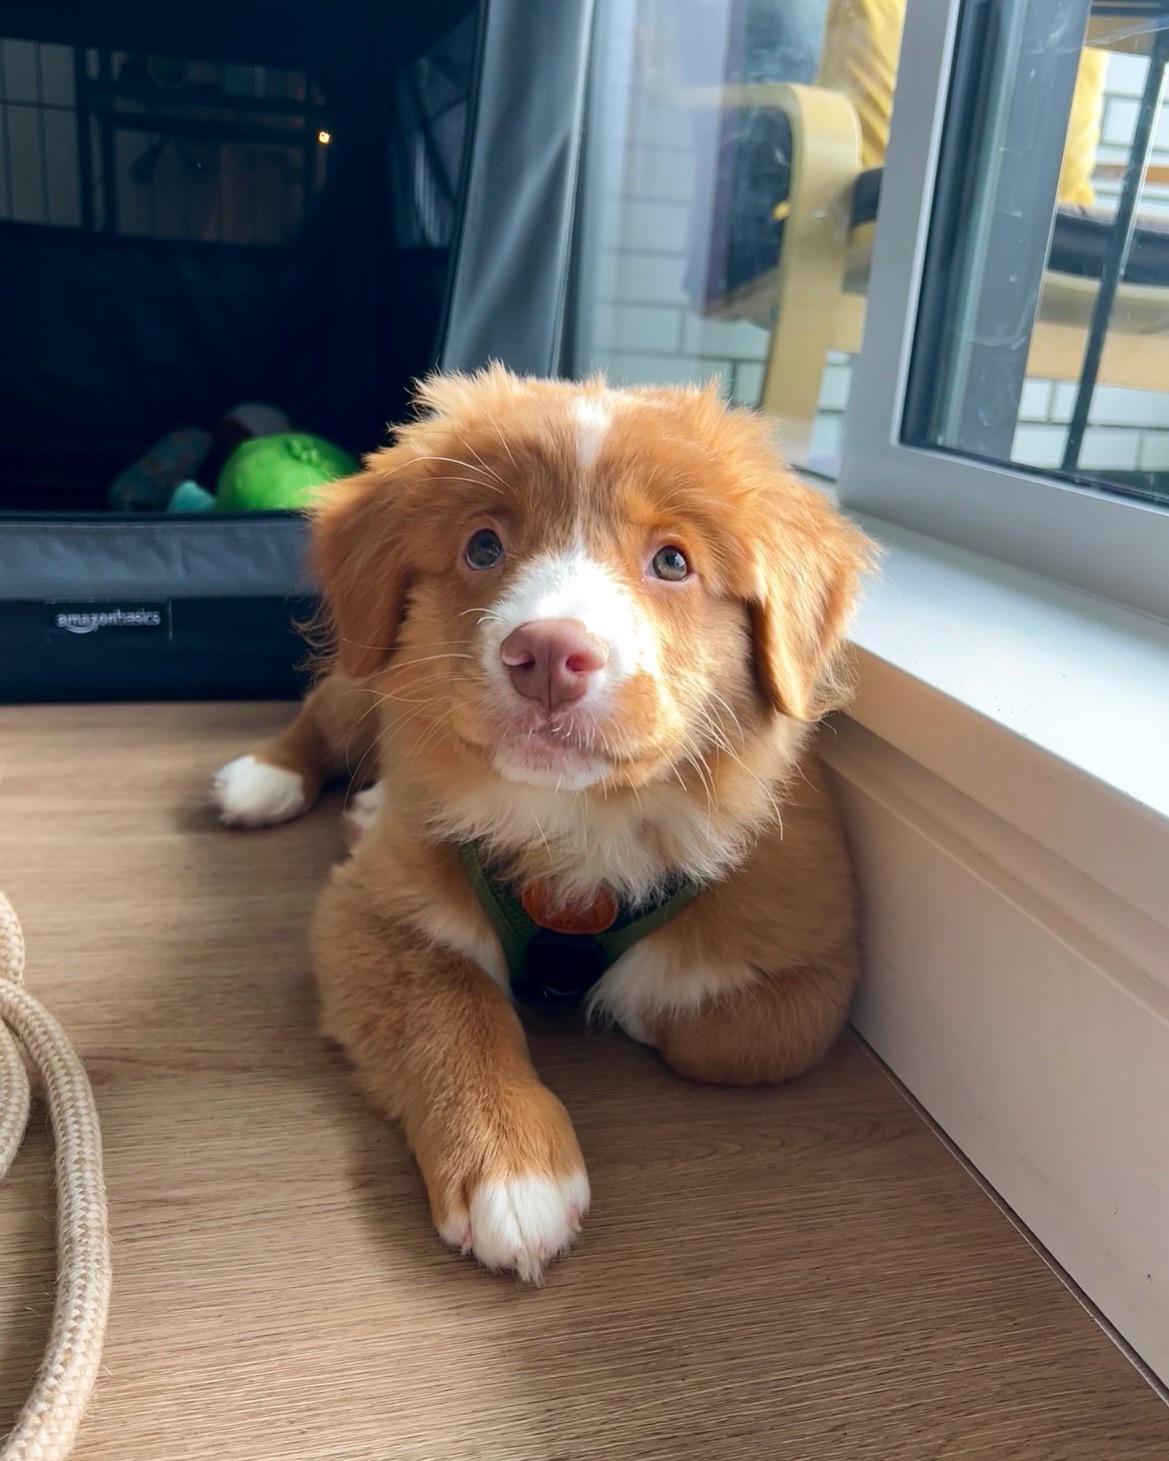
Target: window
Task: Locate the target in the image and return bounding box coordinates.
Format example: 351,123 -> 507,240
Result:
905,0 -> 1169,511
571,0 -> 1169,619
571,0 -> 905,476
838,0 -> 1169,620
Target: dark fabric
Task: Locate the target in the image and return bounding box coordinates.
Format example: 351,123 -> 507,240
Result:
0,159 -> 451,508
0,514 -> 314,701
440,0 -> 594,375
0,226 -> 346,496
0,514 -> 310,599
0,0 -> 473,80
0,594 -> 315,703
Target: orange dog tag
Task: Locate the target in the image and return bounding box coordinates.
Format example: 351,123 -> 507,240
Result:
520,880 -> 619,936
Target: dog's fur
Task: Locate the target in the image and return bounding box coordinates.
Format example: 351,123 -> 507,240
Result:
213,368 -> 873,1282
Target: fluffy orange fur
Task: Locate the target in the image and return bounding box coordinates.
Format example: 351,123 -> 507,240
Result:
220,367 -> 874,1281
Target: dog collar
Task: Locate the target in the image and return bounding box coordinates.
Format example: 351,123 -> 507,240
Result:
456,844 -> 700,1007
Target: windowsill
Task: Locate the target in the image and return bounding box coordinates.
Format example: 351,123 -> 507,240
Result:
832,510 -> 1169,930
818,505 -> 1169,1381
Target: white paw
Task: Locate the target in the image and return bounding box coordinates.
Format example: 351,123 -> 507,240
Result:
438,1170 -> 590,1284
212,754 -> 308,827
343,782 -> 386,843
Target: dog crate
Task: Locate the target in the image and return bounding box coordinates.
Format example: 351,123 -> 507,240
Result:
0,0 -> 592,700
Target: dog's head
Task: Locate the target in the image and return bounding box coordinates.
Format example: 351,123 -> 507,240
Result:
314,367 -> 871,818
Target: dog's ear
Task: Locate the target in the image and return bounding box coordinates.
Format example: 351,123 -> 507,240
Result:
311,451 -> 415,679
748,497 -> 875,723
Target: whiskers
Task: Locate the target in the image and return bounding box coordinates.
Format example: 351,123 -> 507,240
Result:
458,605 -> 504,632
341,647 -> 480,801
687,697 -> 785,835
482,409 -> 518,470
460,437 -> 508,489
403,450 -> 509,497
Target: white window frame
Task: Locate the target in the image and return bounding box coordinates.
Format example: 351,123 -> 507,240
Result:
836,0 -> 1169,624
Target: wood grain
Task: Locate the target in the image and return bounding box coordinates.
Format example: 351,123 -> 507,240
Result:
0,701 -> 1165,1460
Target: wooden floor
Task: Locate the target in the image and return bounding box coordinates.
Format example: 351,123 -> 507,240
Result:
1,701 -> 1166,1460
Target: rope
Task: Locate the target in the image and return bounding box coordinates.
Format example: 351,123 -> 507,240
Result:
0,890 -> 112,1461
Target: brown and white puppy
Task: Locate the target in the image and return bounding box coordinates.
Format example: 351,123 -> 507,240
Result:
212,367 -> 873,1283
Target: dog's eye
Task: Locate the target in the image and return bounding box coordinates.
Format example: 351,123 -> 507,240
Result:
465,528 -> 504,570
651,545 -> 690,582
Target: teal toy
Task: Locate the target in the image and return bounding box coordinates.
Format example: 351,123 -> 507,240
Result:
167,480 -> 216,514
215,433 -> 359,512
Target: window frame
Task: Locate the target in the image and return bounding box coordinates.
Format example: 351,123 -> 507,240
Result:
836,0 -> 1169,623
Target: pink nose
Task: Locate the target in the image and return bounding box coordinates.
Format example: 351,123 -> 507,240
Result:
499,618 -> 608,710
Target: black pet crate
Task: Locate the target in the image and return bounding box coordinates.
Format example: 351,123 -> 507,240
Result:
0,0 -> 593,700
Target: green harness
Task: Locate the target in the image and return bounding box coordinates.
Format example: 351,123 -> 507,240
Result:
457,844 -> 700,1007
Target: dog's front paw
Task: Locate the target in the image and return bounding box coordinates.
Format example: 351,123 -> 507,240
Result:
212,754 -> 309,827
438,1169 -> 590,1284
425,1086 -> 590,1283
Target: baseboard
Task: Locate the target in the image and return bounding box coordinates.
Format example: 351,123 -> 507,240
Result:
822,716 -> 1169,1383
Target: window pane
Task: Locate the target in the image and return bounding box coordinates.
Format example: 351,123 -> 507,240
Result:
905,0 -> 1169,510
571,0 -> 903,478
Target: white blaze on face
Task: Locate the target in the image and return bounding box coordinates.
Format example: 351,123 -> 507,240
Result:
572,394 -> 612,471
473,387 -> 661,789
480,546 -> 658,703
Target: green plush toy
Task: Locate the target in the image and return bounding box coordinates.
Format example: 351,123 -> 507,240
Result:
214,433 -> 359,512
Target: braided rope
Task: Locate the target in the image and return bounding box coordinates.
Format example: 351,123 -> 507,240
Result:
0,891 -> 112,1461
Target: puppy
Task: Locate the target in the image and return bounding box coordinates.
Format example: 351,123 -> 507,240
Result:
213,367 -> 873,1282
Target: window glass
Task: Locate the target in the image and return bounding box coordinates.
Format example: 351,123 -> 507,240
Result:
571,0 -> 903,477
904,0 -> 1169,510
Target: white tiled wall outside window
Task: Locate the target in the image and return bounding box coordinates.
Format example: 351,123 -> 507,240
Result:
574,0 -> 775,407
575,9 -> 1169,480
